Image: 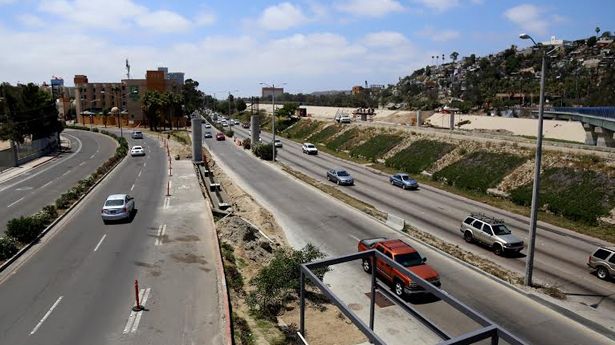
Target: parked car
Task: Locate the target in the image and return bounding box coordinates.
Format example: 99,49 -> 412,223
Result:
390,173 -> 419,190
460,213 -> 524,255
326,168 -> 354,185
588,246 -> 615,280
130,146 -> 145,156
358,238 -> 440,297
204,124 -> 211,128
302,142 -> 318,155
131,131 -> 144,139
216,132 -> 226,141
274,139 -> 283,148
204,131 -> 212,138
101,194 -> 135,223
339,115 -> 351,123
241,122 -> 250,128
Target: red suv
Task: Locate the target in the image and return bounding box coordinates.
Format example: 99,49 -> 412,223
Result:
216,132 -> 225,141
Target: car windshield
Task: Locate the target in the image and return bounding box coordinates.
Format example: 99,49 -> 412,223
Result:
492,224 -> 511,235
306,144 -> 314,148
105,199 -> 124,206
337,170 -> 349,176
400,175 -> 409,180
132,146 -> 142,150
395,252 -> 423,267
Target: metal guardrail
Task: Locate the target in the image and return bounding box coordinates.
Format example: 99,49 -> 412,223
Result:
299,250 -> 527,345
553,107 -> 615,119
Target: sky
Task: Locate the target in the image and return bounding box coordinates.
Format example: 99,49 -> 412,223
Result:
0,0 -> 613,97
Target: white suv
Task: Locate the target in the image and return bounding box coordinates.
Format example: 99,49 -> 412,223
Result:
302,143 -> 318,155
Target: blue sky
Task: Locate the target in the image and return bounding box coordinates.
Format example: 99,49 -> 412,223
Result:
0,0 -> 613,97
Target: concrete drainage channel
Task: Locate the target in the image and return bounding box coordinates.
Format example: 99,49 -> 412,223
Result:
195,161 -> 232,214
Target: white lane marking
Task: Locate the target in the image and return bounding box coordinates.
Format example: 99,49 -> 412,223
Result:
30,296 -> 63,335
78,162 -> 86,167
122,288 -> 151,334
93,234 -> 107,252
138,170 -> 142,177
40,181 -> 54,189
61,170 -> 71,176
15,186 -> 33,191
89,154 -> 96,159
7,197 -> 24,208
155,224 -> 167,246
130,288 -> 151,333
163,197 -> 170,209
143,162 -> 147,168
348,234 -> 361,242
130,184 -> 135,191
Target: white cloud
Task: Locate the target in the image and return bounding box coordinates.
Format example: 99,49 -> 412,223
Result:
417,26 -> 460,42
257,2 -> 308,31
363,31 -> 408,47
336,0 -> 404,17
0,0 -> 18,4
194,11 -> 216,26
16,14 -> 46,28
136,10 -> 191,32
504,4 -> 555,36
415,0 -> 459,11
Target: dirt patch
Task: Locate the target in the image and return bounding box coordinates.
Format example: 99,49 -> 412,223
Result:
173,235 -> 201,242
170,253 -> 207,265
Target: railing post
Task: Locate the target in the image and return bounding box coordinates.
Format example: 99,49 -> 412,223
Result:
369,254 -> 376,334
300,269 -> 305,338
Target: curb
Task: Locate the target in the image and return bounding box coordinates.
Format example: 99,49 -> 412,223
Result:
0,141 -> 126,274
193,162 -> 233,345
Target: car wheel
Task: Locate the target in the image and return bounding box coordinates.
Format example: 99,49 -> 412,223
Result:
362,259 -> 371,273
493,244 -> 504,256
597,267 -> 609,280
394,280 -> 404,297
336,180 -> 340,185
464,231 -> 473,243
390,180 -> 395,185
402,184 -> 407,190
327,175 -> 331,181
103,219 -> 109,225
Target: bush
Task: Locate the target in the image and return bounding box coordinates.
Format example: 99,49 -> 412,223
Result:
283,119 -> 321,140
252,143 -> 276,161
325,127 -> 361,151
242,138 -> 251,150
55,190 -> 79,210
40,205 -> 58,224
92,128 -> 99,133
349,134 -> 402,162
6,216 -> 47,244
386,139 -> 455,174
224,129 -> 234,138
246,244 -> 327,319
0,236 -> 19,260
510,167 -> 614,224
433,151 -> 526,193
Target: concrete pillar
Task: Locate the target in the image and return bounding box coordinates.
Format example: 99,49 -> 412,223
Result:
595,127 -> 615,148
583,123 -> 597,146
191,117 -> 202,162
449,112 -> 455,130
250,115 -> 260,147
416,110 -> 421,127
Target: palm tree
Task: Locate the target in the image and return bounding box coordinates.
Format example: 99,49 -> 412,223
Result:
450,51 -> 459,63
142,90 -> 164,131
595,26 -> 600,36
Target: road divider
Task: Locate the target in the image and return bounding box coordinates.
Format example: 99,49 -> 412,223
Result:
385,213 -> 405,231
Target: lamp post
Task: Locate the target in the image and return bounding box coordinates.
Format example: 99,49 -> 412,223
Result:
260,82 -> 285,161
519,33 -> 546,287
112,106 -> 121,137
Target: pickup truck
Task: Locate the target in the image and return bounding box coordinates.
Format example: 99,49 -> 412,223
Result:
358,238 -> 441,297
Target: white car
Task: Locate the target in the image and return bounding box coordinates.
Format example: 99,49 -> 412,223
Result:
131,131 -> 144,139
204,124 -> 211,128
101,194 -> 135,223
130,146 -> 145,156
274,139 -> 283,148
302,143 -> 318,155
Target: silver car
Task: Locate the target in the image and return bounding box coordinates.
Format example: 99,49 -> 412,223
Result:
327,169 -> 354,186
460,213 -> 524,256
588,246 -> 615,280
101,194 -> 135,223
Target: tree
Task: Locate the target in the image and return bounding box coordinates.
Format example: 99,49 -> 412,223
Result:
236,98 -> 247,112
595,26 -> 600,36
182,79 -> 204,115
450,51 -> 459,63
587,36 -> 597,47
142,90 -> 165,131
276,103 -> 298,117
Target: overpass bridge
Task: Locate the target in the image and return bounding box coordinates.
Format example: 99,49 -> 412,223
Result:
538,107 -> 615,147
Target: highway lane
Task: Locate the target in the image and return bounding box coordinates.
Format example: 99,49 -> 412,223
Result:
233,126 -> 615,323
203,125 -> 612,345
0,129 -> 117,234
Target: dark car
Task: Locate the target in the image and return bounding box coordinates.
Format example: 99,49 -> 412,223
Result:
216,132 -> 225,141
204,131 -> 212,138
242,122 -> 250,128
390,173 -> 419,190
327,169 -> 354,185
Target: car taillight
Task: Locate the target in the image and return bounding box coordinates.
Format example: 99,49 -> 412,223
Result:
123,207 -> 127,212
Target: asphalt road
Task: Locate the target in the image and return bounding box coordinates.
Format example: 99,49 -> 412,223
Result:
205,124 -> 612,345
0,129 -> 117,234
0,131 -> 223,344
232,125 -> 615,326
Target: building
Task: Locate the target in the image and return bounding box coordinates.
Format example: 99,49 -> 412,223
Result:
541,36 -> 572,48
351,85 -> 364,95
261,87 -> 284,98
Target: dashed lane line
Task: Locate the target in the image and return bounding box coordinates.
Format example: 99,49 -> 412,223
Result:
7,197 -> 24,208
155,224 -> 167,246
30,296 -> 63,335
122,288 -> 151,334
130,184 -> 135,191
93,234 -> 107,252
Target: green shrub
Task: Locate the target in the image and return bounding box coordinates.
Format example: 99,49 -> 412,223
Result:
307,125 -> 341,143
326,127 -> 361,151
246,244 -> 327,319
92,128 -> 99,133
232,313 -> 255,345
6,216 -> 47,244
284,119 -> 321,140
0,236 -> 19,260
39,205 -> 58,224
55,190 -> 78,210
510,167 -> 614,224
252,143 -> 275,161
219,242 -> 244,292
224,129 -> 234,138
433,151 -> 526,193
350,134 -> 402,162
385,139 -> 455,174
242,138 -> 251,150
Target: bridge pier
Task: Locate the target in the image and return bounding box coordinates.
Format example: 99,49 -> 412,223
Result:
595,127 -> 615,147
584,124 -> 597,145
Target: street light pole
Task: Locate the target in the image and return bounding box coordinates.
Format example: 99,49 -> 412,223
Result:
520,33 -> 546,286
260,82 -> 285,161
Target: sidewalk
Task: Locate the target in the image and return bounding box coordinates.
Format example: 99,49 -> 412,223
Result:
134,158 -> 228,345
0,154 -> 59,184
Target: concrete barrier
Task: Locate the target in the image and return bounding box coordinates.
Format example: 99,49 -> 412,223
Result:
386,213 -> 405,231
